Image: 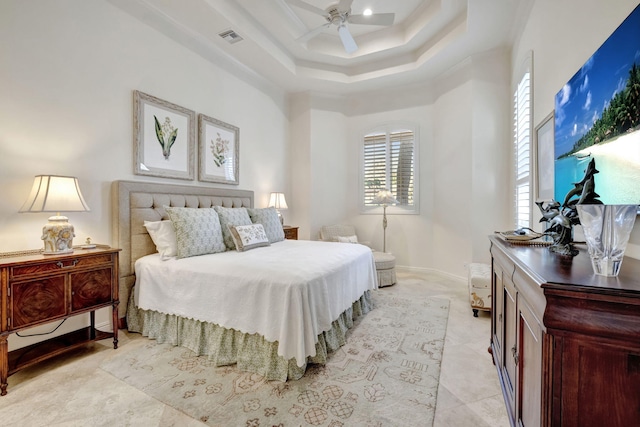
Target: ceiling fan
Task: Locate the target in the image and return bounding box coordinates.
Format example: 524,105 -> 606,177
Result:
287,0 -> 395,54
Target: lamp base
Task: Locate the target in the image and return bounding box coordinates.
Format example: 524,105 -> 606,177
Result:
42,215 -> 75,255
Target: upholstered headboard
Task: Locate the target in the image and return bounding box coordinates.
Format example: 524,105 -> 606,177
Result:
111,180 -> 254,320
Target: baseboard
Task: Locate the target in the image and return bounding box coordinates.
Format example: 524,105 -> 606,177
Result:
396,265 -> 466,282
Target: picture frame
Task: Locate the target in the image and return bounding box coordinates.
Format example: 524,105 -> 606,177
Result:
553,4 -> 640,204
198,113 -> 239,185
133,91 -> 195,180
534,111 -> 555,201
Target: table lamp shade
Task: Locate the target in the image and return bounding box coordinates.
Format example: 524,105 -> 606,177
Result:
268,192 -> 288,210
20,175 -> 90,213
20,175 -> 90,254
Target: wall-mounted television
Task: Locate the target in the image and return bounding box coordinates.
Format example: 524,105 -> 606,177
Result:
554,4 -> 640,205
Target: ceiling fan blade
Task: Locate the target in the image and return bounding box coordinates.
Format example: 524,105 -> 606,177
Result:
286,0 -> 329,17
349,13 -> 395,26
338,0 -> 354,12
337,24 -> 358,54
296,22 -> 331,43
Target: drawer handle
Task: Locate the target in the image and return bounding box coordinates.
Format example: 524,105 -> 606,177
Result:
56,260 -> 78,269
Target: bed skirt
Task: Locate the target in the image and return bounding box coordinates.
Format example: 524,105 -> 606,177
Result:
126,289 -> 374,381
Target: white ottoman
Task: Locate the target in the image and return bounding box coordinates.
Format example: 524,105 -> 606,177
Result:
468,263 -> 491,317
373,252 -> 397,287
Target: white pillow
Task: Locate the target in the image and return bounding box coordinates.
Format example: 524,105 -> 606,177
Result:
228,224 -> 270,252
337,235 -> 358,244
144,220 -> 177,259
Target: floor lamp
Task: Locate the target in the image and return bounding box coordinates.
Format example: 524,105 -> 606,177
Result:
373,189 -> 399,253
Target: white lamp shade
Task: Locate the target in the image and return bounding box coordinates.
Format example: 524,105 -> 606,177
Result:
20,175 -> 90,213
372,189 -> 399,206
268,192 -> 288,210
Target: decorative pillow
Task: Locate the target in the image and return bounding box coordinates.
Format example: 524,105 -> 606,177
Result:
337,235 -> 359,244
246,207 -> 285,243
214,206 -> 253,250
165,207 -> 225,259
143,220 -> 177,259
228,224 -> 270,252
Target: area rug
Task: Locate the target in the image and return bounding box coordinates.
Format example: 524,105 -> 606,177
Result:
101,290 -> 449,426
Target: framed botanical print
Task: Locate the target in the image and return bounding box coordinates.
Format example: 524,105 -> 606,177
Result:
133,91 -> 195,180
198,114 -> 239,185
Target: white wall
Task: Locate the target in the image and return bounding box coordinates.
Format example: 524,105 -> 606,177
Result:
512,0 -> 640,258
0,0 -> 289,349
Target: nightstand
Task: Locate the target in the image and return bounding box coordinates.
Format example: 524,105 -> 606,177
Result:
283,225 -> 299,240
0,247 -> 120,396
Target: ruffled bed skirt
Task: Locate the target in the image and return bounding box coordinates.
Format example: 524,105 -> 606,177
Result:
126,289 -> 374,381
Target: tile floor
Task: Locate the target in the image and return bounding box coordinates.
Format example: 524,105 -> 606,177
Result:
0,270 -> 509,426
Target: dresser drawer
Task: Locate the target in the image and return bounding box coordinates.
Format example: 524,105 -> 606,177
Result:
10,254 -> 113,279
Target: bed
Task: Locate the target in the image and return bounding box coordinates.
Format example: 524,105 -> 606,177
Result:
112,180 -> 377,380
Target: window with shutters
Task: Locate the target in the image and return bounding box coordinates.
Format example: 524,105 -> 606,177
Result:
514,58 -> 532,228
361,125 -> 419,214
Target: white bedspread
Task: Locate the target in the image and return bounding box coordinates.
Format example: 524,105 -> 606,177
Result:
134,239 -> 377,366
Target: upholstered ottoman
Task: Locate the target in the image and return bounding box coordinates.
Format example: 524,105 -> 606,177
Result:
373,252 -> 397,287
468,263 -> 491,317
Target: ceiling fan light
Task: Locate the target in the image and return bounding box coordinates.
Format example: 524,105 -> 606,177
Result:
338,24 -> 358,53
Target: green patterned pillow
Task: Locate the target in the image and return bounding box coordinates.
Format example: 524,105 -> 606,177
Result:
213,206 -> 253,250
165,207 -> 225,258
228,224 -> 270,252
246,207 -> 285,243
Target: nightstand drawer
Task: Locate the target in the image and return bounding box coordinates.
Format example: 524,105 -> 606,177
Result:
10,253 -> 113,279
283,226 -> 299,240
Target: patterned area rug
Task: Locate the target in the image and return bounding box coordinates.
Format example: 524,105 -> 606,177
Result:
101,290 -> 449,426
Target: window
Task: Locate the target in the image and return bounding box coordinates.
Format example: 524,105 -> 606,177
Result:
362,126 -> 418,213
514,61 -> 532,228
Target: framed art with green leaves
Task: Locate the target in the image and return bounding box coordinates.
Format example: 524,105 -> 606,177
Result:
133,90 -> 195,180
198,113 -> 239,185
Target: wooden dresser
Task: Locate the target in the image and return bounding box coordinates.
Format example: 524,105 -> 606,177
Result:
0,247 -> 120,396
489,235 -> 640,427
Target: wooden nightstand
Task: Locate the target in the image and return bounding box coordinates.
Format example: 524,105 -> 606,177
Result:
283,225 -> 299,240
0,247 -> 120,396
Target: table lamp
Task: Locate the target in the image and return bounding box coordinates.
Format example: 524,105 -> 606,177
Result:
20,175 -> 90,254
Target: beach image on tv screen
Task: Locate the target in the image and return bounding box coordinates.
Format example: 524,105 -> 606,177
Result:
554,4 -> 640,205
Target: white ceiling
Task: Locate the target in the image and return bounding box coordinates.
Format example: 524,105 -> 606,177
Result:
108,0 -> 531,95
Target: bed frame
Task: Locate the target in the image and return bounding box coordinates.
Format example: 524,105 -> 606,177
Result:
111,180 -> 253,322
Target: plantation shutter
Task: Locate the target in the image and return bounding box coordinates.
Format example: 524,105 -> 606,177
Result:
363,133 -> 387,204
514,71 -> 531,228
363,129 -> 415,207
390,131 -> 414,205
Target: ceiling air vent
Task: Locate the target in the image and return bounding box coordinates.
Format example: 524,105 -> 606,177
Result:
218,29 -> 243,44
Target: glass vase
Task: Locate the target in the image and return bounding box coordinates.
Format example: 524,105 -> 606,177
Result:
576,204 -> 638,277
